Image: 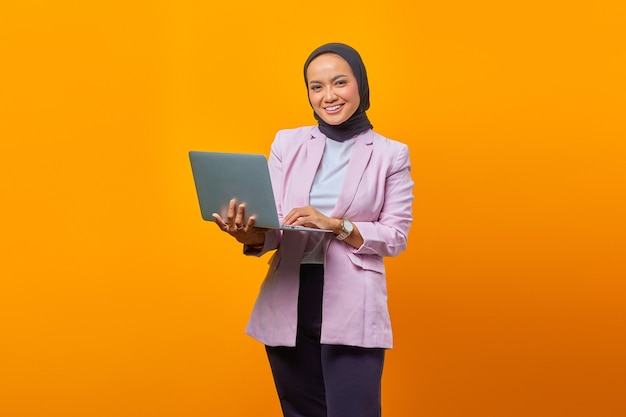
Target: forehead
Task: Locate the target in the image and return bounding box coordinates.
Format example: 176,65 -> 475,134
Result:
306,53 -> 354,79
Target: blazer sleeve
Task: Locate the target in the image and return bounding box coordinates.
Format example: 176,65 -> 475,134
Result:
243,133 -> 284,256
352,143 -> 414,257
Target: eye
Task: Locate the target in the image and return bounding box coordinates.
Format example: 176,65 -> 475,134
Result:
335,80 -> 346,86
310,85 -> 322,92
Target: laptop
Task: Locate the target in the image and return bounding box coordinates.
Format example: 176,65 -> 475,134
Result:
189,151 -> 332,233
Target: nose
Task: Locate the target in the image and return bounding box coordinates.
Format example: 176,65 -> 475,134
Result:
324,87 -> 337,102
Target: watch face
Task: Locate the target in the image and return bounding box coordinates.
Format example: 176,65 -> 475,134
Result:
343,220 -> 353,233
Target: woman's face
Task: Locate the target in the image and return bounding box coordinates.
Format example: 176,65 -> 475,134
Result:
306,53 -> 360,126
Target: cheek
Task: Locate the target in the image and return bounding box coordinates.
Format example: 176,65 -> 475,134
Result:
345,85 -> 360,105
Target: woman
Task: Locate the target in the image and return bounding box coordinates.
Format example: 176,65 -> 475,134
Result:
213,43 -> 413,417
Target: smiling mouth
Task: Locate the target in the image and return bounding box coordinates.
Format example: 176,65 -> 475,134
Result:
325,104 -> 342,111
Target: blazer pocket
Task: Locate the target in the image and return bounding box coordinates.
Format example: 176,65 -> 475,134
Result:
346,252 -> 385,274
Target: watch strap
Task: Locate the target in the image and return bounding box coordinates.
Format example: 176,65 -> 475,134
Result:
335,220 -> 352,241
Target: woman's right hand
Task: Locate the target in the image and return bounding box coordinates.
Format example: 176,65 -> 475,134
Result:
212,198 -> 268,247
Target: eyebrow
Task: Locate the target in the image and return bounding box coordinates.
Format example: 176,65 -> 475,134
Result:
308,74 -> 349,85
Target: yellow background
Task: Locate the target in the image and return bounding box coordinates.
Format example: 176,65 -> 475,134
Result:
1,1 -> 625,416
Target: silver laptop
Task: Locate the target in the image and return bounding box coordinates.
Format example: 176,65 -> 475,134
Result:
189,151 -> 332,233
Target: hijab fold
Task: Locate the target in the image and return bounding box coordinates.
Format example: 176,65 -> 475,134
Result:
304,43 -> 373,142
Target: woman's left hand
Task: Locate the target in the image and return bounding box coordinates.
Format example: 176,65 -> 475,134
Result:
282,206 -> 341,233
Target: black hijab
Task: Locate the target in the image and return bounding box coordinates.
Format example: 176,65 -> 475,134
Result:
303,43 -> 373,142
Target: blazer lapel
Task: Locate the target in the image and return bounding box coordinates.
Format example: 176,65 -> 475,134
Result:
290,132 -> 326,207
331,131 -> 374,218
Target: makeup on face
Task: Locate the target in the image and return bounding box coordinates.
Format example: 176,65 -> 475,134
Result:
306,53 -> 361,126
303,43 -> 373,142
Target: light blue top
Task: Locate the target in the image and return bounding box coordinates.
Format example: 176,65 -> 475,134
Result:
302,137 -> 356,263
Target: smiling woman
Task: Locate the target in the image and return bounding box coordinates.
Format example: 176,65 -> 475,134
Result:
303,43 -> 374,142
211,42 -> 414,417
306,54 -> 361,125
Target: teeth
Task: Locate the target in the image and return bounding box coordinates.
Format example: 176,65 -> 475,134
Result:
326,105 -> 341,111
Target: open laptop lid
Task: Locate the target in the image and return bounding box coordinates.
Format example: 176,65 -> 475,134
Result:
189,151 -> 331,233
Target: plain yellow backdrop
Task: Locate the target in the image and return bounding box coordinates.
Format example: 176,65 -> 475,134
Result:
1,1 -> 625,416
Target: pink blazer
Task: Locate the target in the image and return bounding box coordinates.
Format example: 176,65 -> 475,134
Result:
245,126 -> 414,348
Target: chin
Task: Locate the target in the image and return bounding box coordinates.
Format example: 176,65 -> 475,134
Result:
322,116 -> 347,126
316,111 -> 348,126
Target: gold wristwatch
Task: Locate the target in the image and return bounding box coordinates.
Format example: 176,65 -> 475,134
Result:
336,219 -> 354,241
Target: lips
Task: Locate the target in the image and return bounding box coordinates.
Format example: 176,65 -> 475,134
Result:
324,104 -> 342,112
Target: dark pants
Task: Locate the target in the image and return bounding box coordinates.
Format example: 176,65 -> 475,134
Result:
266,264 -> 385,417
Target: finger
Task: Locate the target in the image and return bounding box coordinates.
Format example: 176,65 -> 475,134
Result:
282,210 -> 294,224
226,198 -> 237,226
246,217 -> 268,232
246,215 -> 256,230
283,208 -> 303,225
235,204 -> 246,228
292,213 -> 310,226
212,213 -> 228,230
